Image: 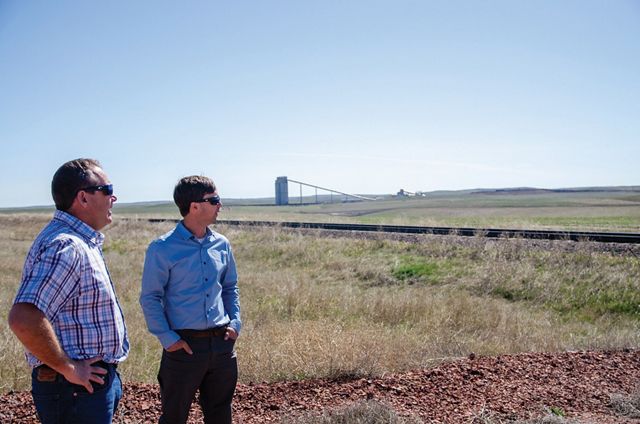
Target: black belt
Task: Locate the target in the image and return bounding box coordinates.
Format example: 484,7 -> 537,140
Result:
177,326 -> 228,338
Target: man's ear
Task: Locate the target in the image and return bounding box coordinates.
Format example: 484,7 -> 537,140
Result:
78,191 -> 89,205
67,191 -> 86,215
72,191 -> 90,209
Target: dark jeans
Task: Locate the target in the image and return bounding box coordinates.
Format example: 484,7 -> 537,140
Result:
30,362 -> 122,424
158,333 -> 237,424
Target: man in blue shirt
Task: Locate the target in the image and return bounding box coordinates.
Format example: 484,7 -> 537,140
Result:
140,175 -> 241,424
9,158 -> 129,424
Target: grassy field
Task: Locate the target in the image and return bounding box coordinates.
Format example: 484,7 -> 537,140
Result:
1,209 -> 638,393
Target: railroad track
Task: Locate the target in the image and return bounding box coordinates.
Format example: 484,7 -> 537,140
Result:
145,219 -> 640,244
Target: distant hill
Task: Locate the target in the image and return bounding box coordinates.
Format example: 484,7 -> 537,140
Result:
1,185 -> 639,212
470,186 -> 640,195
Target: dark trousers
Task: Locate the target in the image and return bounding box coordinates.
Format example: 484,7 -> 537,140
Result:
30,362 -> 121,424
158,333 -> 238,424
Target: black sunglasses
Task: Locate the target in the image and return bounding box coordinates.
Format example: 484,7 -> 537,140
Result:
194,195 -> 221,205
79,184 -> 114,196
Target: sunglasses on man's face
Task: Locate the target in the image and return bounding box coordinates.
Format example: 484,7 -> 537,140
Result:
80,184 -> 114,196
195,195 -> 221,206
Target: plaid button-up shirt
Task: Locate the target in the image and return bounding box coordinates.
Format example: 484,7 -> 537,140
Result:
14,210 -> 129,368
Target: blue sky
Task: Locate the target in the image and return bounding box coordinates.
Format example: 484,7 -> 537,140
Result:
1,1 -> 639,207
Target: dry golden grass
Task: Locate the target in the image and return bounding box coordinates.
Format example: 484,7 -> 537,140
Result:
1,214 -> 638,393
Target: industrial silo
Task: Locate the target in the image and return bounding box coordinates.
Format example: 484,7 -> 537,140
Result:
275,176 -> 289,205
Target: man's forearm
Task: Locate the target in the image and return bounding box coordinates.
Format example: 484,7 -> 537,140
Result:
8,303 -> 73,372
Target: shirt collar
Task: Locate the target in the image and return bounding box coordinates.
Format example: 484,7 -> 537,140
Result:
53,210 -> 105,246
176,221 -> 213,241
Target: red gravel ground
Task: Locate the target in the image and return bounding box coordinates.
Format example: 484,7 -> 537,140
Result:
1,349 -> 638,423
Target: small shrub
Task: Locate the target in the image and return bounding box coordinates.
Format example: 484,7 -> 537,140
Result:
470,406 -> 583,423
610,386 -> 640,418
277,400 -> 422,423
548,406 -> 565,417
524,416 -> 571,424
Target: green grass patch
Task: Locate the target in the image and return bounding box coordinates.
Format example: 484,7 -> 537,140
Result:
393,260 -> 439,280
554,283 -> 640,320
388,254 -> 468,286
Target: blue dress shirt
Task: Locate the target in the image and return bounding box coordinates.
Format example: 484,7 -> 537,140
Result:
140,222 -> 240,349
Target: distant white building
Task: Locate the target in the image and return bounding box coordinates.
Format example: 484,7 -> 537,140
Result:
397,189 -> 426,197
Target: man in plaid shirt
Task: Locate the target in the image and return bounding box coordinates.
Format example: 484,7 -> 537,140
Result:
8,158 -> 129,424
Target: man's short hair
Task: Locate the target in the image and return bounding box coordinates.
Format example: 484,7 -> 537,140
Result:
173,176 -> 216,217
51,159 -> 103,211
